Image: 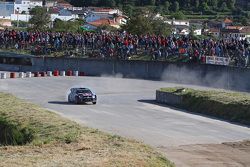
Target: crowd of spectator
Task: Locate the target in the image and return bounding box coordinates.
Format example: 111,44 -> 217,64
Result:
0,29 -> 249,67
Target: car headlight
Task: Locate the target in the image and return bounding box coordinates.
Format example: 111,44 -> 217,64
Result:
92,95 -> 96,98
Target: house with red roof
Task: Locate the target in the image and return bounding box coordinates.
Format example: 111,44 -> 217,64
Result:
222,18 -> 233,28
84,16 -> 126,30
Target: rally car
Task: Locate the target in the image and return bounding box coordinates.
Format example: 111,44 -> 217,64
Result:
68,87 -> 97,104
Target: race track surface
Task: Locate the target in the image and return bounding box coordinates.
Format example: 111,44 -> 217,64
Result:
0,76 -> 249,148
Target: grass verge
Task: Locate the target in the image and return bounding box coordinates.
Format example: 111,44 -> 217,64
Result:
0,93 -> 174,167
158,87 -> 250,125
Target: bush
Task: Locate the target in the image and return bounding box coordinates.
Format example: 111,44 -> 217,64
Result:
0,117 -> 33,146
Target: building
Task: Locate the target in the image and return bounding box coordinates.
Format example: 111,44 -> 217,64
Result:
0,19 -> 12,27
45,0 -> 57,8
208,28 -> 220,38
14,0 -> 43,14
50,8 -> 78,21
57,0 -> 73,10
0,2 -> 14,18
221,26 -> 250,40
194,29 -> 202,36
222,18 -> 233,28
85,8 -> 122,22
164,19 -> 190,27
84,16 -> 125,30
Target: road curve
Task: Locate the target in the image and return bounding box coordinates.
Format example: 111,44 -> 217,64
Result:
0,76 -> 250,148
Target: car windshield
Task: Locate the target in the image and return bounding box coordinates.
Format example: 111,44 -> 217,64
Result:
76,89 -> 92,94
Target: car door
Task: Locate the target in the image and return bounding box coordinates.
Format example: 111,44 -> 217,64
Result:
69,88 -> 75,101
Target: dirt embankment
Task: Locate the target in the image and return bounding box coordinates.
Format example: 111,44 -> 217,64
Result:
159,140 -> 250,167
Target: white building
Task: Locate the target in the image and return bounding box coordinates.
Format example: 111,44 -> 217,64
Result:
221,26 -> 250,40
85,8 -> 122,23
164,19 -> 190,27
14,0 -> 43,14
194,29 -> 202,36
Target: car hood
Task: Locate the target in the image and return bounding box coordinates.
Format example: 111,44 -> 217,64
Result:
77,93 -> 93,96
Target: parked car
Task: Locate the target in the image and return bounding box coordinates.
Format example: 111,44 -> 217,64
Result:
68,87 -> 97,104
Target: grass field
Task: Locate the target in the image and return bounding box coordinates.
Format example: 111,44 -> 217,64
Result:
0,93 -> 174,167
159,88 -> 250,125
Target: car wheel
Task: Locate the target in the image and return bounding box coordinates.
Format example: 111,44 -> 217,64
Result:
92,102 -> 96,105
75,97 -> 79,104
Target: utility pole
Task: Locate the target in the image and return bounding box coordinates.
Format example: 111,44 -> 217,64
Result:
17,7 -> 20,28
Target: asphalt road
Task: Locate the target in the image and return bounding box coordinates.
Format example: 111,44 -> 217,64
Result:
0,76 -> 250,148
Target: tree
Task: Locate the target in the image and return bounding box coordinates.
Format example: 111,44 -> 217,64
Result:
170,11 -> 186,20
195,0 -> 199,9
227,0 -> 235,10
122,4 -> 134,18
172,1 -> 179,12
200,2 -> 210,12
152,18 -> 171,36
208,0 -> 218,10
122,14 -> 153,35
122,11 -> 171,35
163,1 -> 170,14
29,7 -> 50,31
220,2 -> 229,12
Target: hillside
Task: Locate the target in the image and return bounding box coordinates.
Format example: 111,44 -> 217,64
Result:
68,0 -> 250,12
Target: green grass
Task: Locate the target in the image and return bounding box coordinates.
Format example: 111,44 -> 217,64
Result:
0,93 -> 174,167
159,88 -> 250,125
0,93 -> 81,145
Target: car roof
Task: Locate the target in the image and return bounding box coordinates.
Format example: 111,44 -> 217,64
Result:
75,88 -> 90,90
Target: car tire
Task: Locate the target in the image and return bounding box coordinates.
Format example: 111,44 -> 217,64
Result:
75,97 -> 79,104
92,102 -> 96,105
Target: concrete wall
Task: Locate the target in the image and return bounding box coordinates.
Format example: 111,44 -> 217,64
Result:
1,56 -> 250,92
156,90 -> 183,105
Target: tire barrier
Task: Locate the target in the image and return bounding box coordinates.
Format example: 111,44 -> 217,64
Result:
67,70 -> 73,76
26,72 -> 32,78
60,71 -> 65,76
19,72 -> 24,78
0,73 -> 7,79
0,71 -> 85,79
53,70 -> 59,76
79,72 -> 85,76
34,72 -> 39,77
47,71 -> 52,77
40,72 -> 46,77
73,71 -> 79,76
10,72 -> 16,78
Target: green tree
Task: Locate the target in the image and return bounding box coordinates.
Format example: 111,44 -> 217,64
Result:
200,2 -> 210,12
163,1 -> 170,14
29,7 -> 50,31
152,18 -> 171,35
170,11 -> 186,20
172,1 -> 179,12
122,11 -> 171,35
227,0 -> 235,10
220,2 -> 229,12
122,15 -> 153,35
195,0 -> 199,9
208,0 -> 218,10
122,4 -> 134,18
